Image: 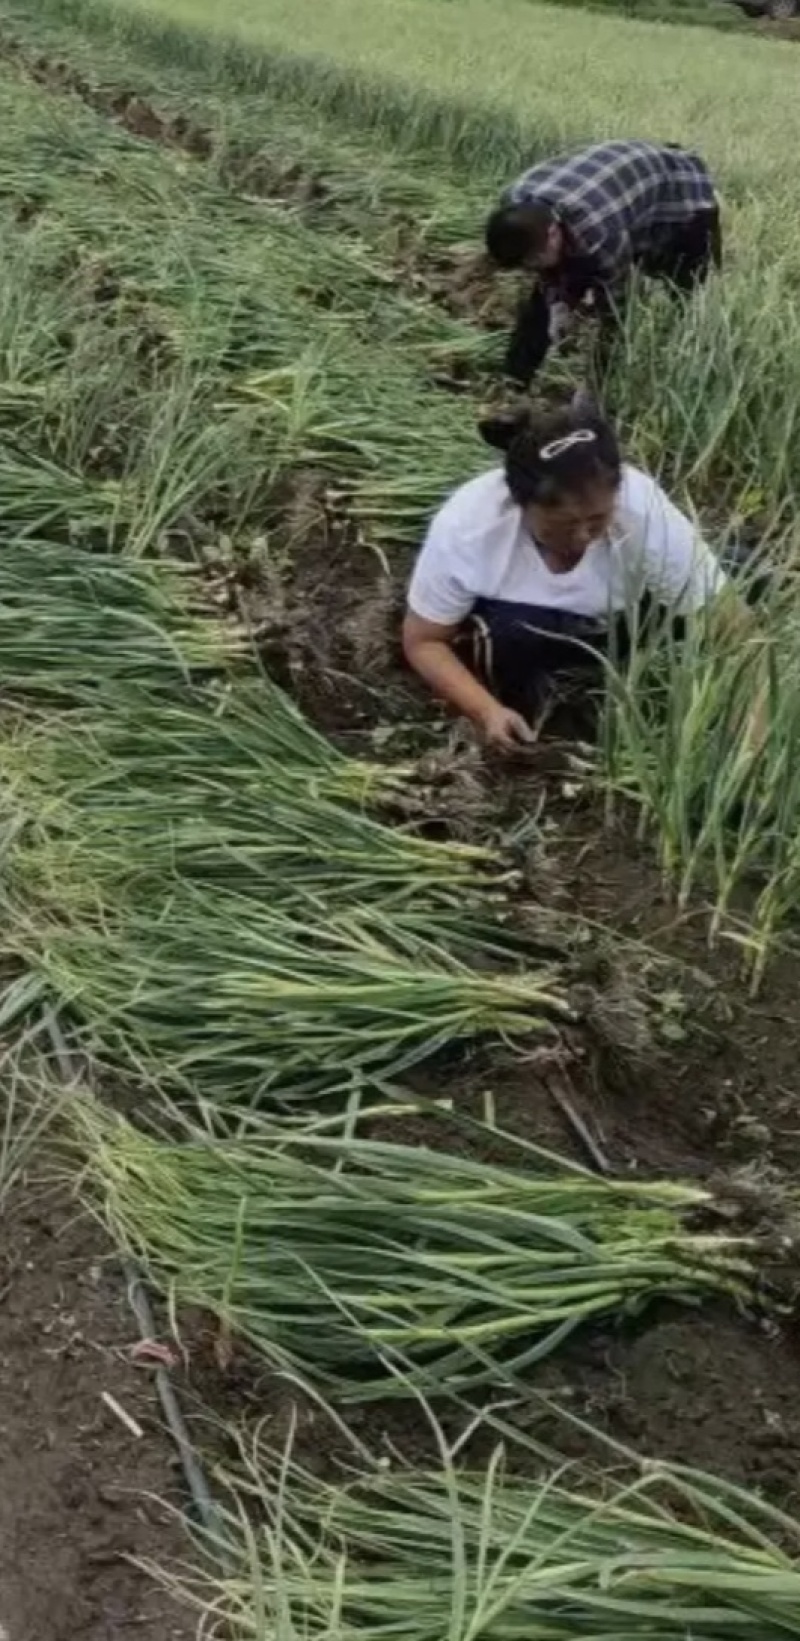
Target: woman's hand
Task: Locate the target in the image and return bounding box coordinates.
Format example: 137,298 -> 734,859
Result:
480,702 -> 536,750
402,614 -> 536,751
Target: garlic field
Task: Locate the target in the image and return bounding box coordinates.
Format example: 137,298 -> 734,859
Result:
2,0 -> 800,1636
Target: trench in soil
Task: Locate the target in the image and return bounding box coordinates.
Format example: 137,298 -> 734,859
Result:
0,17 -> 516,344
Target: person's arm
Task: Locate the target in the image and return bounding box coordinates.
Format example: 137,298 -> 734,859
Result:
402,612 -> 534,751
505,284 -> 552,387
548,246 -> 627,361
561,215 -> 632,320
634,475 -> 766,748
705,586 -> 768,752
635,476 -> 728,614
552,252 -> 605,311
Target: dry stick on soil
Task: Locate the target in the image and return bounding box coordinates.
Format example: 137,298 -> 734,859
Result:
543,1070 -> 612,1175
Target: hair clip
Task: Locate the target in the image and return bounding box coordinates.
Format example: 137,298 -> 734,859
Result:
539,429 -> 597,460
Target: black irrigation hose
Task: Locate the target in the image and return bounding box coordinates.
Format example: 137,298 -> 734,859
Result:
41,1009 -> 230,1560
122,1254 -> 228,1548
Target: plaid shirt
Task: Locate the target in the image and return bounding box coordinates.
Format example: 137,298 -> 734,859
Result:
507,141 -> 716,291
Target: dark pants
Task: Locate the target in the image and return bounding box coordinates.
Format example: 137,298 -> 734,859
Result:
455,599 -> 629,721
505,205 -> 722,388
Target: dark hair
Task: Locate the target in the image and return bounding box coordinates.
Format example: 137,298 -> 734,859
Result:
479,402 -> 622,509
485,202 -> 557,269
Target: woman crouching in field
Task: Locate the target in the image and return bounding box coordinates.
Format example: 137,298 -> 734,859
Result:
403,403 -> 751,750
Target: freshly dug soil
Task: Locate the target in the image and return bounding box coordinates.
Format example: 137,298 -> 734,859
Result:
0,1182 -> 194,1641
535,1305 -> 800,1511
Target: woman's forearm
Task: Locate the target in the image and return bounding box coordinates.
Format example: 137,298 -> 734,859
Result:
406,636 -> 500,726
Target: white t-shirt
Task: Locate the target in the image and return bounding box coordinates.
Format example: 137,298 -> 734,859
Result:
408,465 -> 726,626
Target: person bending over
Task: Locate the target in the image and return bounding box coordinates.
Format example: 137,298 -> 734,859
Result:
403,403 -> 743,751
485,140 -> 721,387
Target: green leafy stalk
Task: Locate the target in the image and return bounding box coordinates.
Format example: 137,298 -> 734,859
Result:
76,1101 -> 756,1397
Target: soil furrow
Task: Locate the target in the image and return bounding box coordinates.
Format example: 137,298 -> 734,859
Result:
0,23 -> 512,337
